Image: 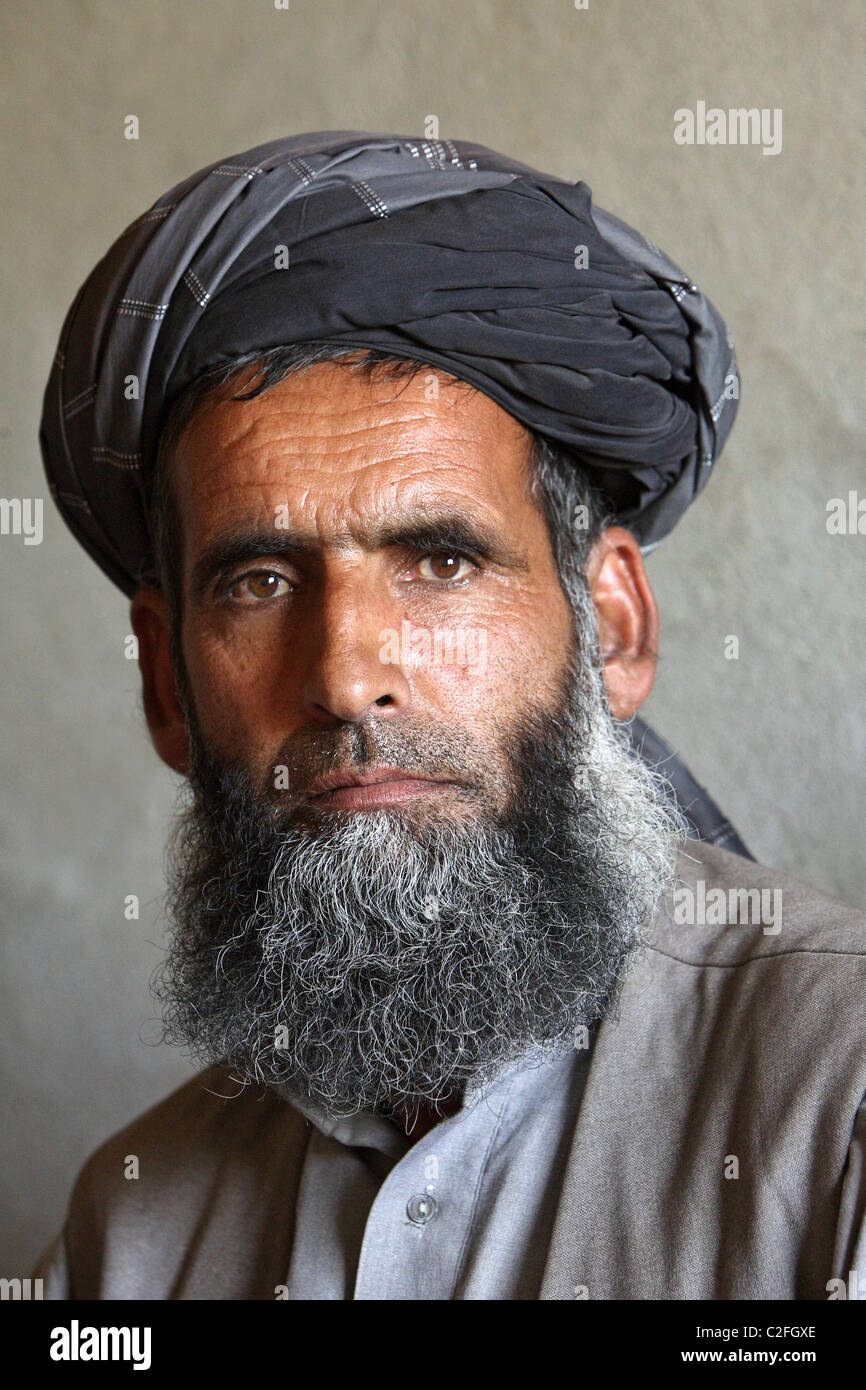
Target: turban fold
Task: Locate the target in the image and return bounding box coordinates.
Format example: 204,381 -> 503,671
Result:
40,130 -> 739,597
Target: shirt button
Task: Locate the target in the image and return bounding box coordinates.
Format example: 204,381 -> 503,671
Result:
406,1193 -> 437,1224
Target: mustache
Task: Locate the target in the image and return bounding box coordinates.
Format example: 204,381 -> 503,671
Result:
279,734 -> 475,794
188,709 -> 507,816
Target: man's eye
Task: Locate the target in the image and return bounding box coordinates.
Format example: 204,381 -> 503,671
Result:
227,571 -> 290,601
416,552 -> 476,581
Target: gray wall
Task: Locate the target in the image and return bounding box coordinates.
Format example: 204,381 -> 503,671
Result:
2,0 -> 863,1276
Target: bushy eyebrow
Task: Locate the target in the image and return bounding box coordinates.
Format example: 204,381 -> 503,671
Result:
189,508 -> 530,601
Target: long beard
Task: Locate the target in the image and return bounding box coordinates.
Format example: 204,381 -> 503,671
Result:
154,616 -> 683,1121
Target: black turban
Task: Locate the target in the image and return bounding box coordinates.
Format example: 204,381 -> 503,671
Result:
40,130 -> 739,597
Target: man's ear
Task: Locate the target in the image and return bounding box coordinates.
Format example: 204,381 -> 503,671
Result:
129,589 -> 190,775
586,526 -> 659,719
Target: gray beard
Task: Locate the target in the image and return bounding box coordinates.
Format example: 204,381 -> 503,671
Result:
154,609 -> 684,1122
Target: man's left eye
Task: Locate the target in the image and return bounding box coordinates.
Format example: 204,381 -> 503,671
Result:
416,552 -> 476,581
228,572 -> 290,601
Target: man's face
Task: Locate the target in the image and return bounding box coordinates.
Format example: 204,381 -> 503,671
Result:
136,359 -> 679,1122
168,361 -> 575,820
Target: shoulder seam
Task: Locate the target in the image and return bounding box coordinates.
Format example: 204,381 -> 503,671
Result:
646,943 -> 866,970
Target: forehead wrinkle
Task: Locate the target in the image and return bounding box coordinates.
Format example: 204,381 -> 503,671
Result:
236,409 -> 450,448
187,449 -> 498,515
174,372 -> 536,555
183,419 -> 502,504
205,417 -> 503,477
185,367 -> 521,458
184,413 -> 516,505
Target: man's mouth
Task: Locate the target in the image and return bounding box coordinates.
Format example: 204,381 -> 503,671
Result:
304,766 -> 459,811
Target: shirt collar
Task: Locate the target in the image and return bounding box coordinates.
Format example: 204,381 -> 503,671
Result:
274,1038 -> 589,1154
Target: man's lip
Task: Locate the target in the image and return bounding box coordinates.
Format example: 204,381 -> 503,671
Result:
305,766 -> 448,798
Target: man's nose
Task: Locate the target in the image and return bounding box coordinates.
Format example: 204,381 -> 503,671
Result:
298,576 -> 413,725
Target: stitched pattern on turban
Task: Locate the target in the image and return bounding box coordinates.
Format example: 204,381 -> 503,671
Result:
40,130 -> 739,596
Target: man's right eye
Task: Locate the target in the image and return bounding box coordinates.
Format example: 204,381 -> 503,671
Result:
227,571 -> 291,602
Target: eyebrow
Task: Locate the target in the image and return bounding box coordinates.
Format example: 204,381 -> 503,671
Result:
189,509 -> 531,601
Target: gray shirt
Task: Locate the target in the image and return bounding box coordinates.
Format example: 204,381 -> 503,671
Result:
30,842 -> 866,1300
281,1042 -> 592,1299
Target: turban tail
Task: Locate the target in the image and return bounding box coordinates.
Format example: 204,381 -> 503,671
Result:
40,131 -> 739,596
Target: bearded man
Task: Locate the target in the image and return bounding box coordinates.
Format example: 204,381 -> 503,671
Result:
33,132 -> 866,1301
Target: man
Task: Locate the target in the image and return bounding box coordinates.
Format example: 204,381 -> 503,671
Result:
34,132 -> 866,1299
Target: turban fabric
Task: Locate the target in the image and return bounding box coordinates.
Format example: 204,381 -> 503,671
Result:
40,130 -> 740,597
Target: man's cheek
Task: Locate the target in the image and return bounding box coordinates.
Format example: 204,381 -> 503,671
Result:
481,619 -> 567,698
183,633 -> 286,757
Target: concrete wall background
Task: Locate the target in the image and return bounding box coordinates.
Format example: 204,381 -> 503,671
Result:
1,0 -> 863,1275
